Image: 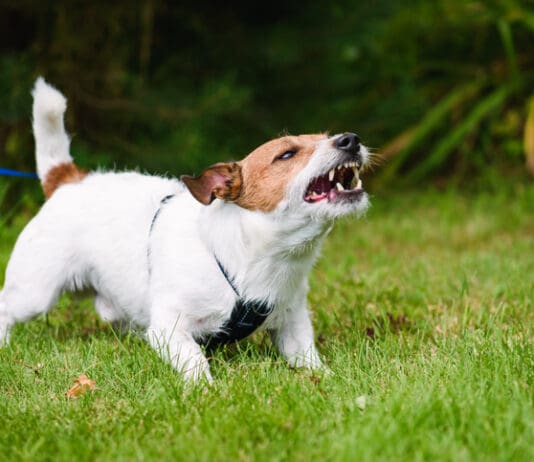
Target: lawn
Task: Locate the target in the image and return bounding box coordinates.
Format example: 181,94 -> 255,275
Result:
0,184 -> 533,461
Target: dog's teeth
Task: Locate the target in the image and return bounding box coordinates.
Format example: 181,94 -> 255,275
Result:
328,169 -> 335,181
336,182 -> 344,191
311,191 -> 318,196
354,169 -> 359,181
356,179 -> 362,189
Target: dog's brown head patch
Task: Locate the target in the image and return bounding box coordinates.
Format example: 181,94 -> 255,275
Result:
43,162 -> 87,199
235,134 -> 327,211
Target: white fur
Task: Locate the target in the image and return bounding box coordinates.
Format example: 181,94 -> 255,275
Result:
0,78 -> 371,382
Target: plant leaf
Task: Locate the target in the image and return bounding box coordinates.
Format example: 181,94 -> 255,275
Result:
525,97 -> 534,177
408,82 -> 519,182
379,82 -> 481,183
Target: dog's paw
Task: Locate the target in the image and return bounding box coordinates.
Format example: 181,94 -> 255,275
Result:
177,353 -> 213,385
288,349 -> 325,371
182,364 -> 213,385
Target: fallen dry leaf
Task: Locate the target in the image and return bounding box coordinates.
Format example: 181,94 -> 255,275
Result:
66,374 -> 96,399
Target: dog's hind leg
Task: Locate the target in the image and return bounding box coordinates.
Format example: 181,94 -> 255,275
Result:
0,278 -> 63,345
0,227 -> 72,345
95,295 -> 122,323
95,295 -> 131,334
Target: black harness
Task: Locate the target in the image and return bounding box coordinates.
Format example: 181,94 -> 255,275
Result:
203,257 -> 272,348
149,194 -> 272,348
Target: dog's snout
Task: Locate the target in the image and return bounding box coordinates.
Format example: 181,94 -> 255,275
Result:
335,133 -> 360,153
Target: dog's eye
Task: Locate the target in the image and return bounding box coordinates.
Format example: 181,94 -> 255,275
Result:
277,150 -> 297,161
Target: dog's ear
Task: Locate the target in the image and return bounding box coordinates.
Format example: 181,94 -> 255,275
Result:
181,162 -> 243,205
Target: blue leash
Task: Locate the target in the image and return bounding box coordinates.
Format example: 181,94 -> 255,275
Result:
0,168 -> 38,179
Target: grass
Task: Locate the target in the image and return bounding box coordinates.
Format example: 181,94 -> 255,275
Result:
0,183 -> 533,461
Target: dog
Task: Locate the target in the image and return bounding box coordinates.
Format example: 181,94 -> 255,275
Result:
0,78 -> 371,382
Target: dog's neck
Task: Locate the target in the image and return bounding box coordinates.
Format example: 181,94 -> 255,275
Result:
199,201 -> 331,303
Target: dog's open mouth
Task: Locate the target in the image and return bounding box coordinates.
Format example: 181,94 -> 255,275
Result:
304,161 -> 363,203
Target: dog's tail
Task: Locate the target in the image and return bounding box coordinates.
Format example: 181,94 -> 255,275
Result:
32,77 -> 86,199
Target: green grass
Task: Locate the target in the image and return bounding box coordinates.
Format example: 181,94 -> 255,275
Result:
0,185 -> 533,462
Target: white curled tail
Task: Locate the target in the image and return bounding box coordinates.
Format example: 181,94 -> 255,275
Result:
32,77 -> 72,181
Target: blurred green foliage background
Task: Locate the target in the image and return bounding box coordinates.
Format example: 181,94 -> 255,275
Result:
0,0 -> 533,211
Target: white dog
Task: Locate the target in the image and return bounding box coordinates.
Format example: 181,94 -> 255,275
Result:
0,78 -> 371,382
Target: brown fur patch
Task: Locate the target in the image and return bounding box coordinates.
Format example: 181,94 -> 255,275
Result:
235,134 -> 326,211
43,162 -> 88,199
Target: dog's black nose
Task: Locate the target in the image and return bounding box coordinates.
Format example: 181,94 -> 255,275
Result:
335,133 -> 360,152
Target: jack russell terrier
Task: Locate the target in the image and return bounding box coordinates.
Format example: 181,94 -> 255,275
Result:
0,78 -> 371,382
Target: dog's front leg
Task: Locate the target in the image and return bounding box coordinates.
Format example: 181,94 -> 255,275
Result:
147,324 -> 212,384
270,298 -> 324,371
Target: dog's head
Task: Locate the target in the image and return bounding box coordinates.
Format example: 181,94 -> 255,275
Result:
182,133 -> 371,220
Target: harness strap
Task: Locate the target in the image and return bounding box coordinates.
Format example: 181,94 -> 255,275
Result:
149,194 -> 175,232
203,257 -> 272,348
214,257 -> 239,296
